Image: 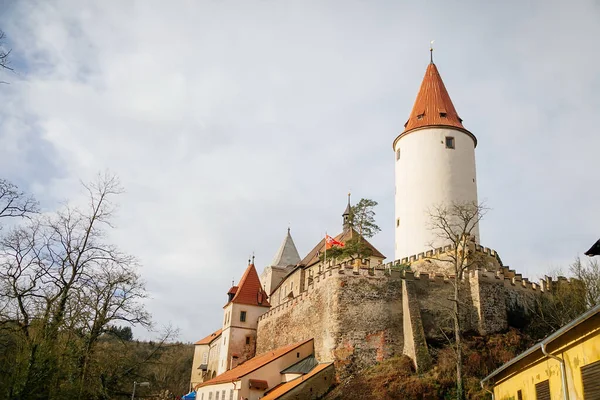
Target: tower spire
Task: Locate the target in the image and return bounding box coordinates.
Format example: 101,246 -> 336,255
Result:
430,40 -> 434,64
342,192 -> 352,230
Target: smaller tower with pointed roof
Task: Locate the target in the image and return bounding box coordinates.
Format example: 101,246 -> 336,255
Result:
218,261 -> 271,375
393,56 -> 480,260
260,229 -> 301,296
342,193 -> 352,231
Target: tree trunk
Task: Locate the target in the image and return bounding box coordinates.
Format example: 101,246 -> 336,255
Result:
454,277 -> 464,400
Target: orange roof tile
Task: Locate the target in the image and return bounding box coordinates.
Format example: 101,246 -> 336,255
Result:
228,263 -> 270,308
194,339 -> 314,389
194,329 -> 222,345
261,363 -> 334,400
397,62 -> 476,147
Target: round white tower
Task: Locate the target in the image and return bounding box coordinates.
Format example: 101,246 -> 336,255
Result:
393,61 -> 479,261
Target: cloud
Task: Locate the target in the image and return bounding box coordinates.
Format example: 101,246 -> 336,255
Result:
1,0 -> 599,341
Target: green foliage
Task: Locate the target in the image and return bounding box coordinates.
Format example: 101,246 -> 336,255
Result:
349,198 -> 381,238
391,261 -> 411,272
321,198 -> 381,264
0,177 -> 192,400
105,326 -> 134,342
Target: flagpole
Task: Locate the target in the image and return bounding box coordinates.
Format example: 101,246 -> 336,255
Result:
324,231 -> 327,268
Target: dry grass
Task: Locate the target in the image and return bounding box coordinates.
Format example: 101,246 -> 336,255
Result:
323,329 -> 533,400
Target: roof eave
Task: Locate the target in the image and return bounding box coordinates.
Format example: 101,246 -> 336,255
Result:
481,303 -> 600,385
392,125 -> 477,150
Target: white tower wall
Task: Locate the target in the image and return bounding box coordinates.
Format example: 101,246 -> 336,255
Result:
394,127 -> 479,261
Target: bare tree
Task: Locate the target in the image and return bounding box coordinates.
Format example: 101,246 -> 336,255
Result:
0,179 -> 39,224
0,173 -> 151,399
76,260 -> 151,397
427,201 -> 488,400
570,256 -> 600,308
0,30 -> 13,84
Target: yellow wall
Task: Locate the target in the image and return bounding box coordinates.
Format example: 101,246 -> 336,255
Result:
493,329 -> 600,400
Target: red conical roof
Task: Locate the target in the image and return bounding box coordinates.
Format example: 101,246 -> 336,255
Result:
403,63 -> 465,132
228,263 -> 270,308
394,62 -> 476,148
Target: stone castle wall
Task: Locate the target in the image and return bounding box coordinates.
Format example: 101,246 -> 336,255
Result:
256,265 -> 404,378
256,247 -> 576,375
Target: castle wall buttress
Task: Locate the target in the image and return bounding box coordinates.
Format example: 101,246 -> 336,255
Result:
402,277 -> 432,372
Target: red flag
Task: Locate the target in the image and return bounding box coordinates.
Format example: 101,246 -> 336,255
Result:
325,234 -> 345,249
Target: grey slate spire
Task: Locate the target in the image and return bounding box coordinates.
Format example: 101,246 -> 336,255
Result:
343,193 -> 352,230
270,228 -> 301,267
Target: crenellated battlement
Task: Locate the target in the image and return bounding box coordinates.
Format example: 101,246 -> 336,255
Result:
389,242 -> 503,268
259,262 -> 395,322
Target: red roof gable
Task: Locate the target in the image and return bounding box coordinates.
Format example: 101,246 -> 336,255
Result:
398,63 -> 476,146
228,263 -> 270,308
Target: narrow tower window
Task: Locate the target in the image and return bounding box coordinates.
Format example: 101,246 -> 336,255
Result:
396,148 -> 401,160
396,218 -> 400,227
240,311 -> 246,322
445,136 -> 455,149
439,112 -> 447,118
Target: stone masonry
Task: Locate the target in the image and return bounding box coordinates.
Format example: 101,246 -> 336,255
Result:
256,244 -> 571,377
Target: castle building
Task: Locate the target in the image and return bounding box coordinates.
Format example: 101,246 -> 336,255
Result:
191,56 -> 568,397
190,329 -> 222,388
393,59 -> 479,261
259,228 -> 301,297
217,262 -> 270,375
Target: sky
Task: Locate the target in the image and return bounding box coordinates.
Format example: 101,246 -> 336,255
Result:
1,0 -> 599,342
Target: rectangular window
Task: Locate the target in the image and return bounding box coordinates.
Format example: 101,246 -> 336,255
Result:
535,379 -> 550,400
208,393 -> 212,400
582,360 -> 600,399
229,389 -> 233,400
517,390 -> 523,400
246,336 -> 250,345
445,136 -> 455,149
215,391 -> 219,400
221,390 -> 225,400
201,394 -> 204,400
203,352 -> 208,364
240,311 -> 247,322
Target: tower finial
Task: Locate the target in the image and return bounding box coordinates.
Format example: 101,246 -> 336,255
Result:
251,252 -> 255,265
430,40 -> 435,64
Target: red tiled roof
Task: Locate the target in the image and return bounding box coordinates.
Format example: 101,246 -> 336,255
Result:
228,263 -> 270,307
300,228 -> 385,267
397,63 -> 476,146
261,363 -> 334,400
194,339 -> 314,389
194,329 -> 222,345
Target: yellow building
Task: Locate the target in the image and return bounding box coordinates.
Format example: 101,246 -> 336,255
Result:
481,304 -> 600,399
